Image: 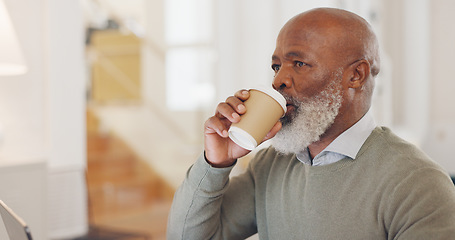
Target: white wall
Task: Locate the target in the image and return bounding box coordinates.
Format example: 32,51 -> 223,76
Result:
379,0 -> 455,173
380,0 -> 431,144
215,0 -> 279,102
0,0 -> 47,164
0,0 -> 49,237
45,0 -> 88,238
421,0 -> 455,174
0,0 -> 88,239
0,0 -> 48,238
46,0 -> 86,170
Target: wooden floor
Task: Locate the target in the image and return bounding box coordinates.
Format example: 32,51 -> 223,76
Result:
85,110 -> 175,240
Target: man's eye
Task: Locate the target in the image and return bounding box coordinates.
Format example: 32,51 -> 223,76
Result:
272,64 -> 280,72
295,61 -> 305,67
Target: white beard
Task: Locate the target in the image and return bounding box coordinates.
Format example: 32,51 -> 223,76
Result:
271,78 -> 343,155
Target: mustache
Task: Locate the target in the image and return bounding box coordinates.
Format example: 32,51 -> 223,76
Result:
277,90 -> 301,106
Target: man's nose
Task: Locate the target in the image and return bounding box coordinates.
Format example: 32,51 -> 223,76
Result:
272,68 -> 293,90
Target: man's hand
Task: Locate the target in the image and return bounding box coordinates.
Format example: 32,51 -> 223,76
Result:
204,90 -> 282,168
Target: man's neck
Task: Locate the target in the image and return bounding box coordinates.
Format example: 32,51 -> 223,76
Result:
308,138 -> 334,159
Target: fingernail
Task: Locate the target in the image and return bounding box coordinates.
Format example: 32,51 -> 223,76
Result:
232,112 -> 240,120
242,90 -> 249,95
237,104 -> 245,112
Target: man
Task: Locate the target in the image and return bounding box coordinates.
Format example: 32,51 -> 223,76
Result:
167,8 -> 455,239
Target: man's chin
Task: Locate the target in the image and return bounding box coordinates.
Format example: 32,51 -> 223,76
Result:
271,137 -> 309,155
280,109 -> 297,126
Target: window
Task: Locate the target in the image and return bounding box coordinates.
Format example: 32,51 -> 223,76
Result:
165,0 -> 215,111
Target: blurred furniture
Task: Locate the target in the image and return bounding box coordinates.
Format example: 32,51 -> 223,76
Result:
89,30 -> 142,103
0,161 -> 47,240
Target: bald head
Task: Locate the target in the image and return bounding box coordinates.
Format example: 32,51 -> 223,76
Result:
281,8 -> 380,77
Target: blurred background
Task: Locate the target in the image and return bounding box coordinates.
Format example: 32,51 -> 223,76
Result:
0,0 -> 454,239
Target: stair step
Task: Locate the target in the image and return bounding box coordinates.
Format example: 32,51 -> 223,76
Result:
86,108 -> 175,237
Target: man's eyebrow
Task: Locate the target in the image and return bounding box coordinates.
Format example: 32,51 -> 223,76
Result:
272,51 -> 306,61
286,52 -> 304,58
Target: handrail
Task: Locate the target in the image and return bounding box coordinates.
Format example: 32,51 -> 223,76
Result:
88,41 -> 197,143
86,4 -> 201,143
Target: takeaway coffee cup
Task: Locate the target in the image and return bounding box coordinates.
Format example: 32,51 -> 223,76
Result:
228,86 -> 287,150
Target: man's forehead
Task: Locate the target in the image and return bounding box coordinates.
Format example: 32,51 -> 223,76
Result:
274,26 -> 330,54
283,19 -> 339,40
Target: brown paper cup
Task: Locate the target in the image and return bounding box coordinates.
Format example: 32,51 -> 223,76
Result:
228,87 -> 286,150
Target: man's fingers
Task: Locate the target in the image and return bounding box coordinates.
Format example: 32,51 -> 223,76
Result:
215,102 -> 241,123
205,116 -> 230,138
225,95 -> 246,115
215,91 -> 249,122
208,90 -> 251,139
234,89 -> 250,100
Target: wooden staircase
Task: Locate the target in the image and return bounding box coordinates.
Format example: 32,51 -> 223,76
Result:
85,109 -> 175,239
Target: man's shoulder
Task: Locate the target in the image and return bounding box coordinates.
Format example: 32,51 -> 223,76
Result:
359,126 -> 445,173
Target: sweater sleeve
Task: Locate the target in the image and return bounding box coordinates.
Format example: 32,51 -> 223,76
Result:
385,167 -> 455,240
166,153 -> 258,240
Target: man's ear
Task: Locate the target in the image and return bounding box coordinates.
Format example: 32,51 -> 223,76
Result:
349,59 -> 370,89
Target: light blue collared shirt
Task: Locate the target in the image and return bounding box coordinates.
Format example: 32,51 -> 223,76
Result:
296,111 -> 377,166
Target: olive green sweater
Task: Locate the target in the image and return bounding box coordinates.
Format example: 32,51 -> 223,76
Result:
167,127 -> 455,239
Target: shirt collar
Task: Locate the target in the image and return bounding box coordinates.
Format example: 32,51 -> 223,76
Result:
323,110 -> 376,159
296,110 -> 376,165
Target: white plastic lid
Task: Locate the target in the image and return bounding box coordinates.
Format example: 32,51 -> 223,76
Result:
228,126 -> 257,150
251,86 -> 287,116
